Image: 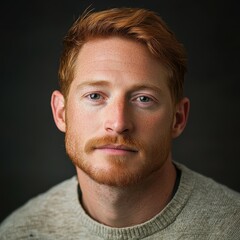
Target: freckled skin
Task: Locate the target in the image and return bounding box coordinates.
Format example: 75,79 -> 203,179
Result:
51,36 -> 189,227
64,37 -> 175,186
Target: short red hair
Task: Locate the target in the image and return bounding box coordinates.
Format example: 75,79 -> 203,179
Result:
59,7 -> 187,103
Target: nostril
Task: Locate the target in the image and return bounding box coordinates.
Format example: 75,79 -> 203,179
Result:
104,101 -> 133,133
104,120 -> 132,134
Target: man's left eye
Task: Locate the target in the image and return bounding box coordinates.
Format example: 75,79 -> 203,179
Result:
138,96 -> 152,102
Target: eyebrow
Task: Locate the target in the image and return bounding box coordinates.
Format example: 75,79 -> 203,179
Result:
130,84 -> 163,94
76,80 -> 110,90
76,80 -> 163,94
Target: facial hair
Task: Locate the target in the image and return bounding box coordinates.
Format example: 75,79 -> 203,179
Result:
65,133 -> 172,187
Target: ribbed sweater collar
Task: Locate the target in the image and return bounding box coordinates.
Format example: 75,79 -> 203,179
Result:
71,163 -> 195,240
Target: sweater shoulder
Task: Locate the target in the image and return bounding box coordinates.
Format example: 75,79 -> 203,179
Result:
0,176 -> 78,240
176,163 -> 240,238
192,167 -> 240,206
177,163 -> 240,205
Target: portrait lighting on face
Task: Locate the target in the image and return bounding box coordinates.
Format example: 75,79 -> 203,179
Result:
1,6 -> 240,240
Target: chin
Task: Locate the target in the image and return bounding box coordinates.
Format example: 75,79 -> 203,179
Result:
78,158 -> 161,187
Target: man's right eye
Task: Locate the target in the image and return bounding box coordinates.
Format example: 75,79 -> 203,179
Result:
88,93 -> 101,100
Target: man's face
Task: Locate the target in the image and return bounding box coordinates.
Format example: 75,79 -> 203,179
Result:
64,37 -> 176,187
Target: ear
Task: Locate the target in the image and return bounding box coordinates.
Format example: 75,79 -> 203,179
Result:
51,90 -> 66,132
172,97 -> 190,138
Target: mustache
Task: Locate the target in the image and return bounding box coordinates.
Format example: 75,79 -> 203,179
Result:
84,135 -> 145,154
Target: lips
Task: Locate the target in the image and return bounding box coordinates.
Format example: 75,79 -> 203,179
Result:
84,136 -> 143,154
95,144 -> 138,152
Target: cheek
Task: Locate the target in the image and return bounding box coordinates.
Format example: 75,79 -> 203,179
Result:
67,110 -> 83,129
138,111 -> 172,136
66,102 -> 101,137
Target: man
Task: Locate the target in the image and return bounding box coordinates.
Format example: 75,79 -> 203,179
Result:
0,7 -> 240,240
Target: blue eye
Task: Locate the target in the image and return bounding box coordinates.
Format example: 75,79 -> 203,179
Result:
138,96 -> 151,102
89,93 -> 101,100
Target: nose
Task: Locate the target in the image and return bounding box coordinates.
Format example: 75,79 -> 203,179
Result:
104,98 -> 133,134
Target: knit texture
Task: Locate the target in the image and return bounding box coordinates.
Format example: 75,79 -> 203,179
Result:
1,163 -> 240,240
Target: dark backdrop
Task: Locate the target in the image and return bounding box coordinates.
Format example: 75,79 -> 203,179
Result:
1,0 -> 240,222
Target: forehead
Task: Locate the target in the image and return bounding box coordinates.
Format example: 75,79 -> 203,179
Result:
72,37 -> 169,90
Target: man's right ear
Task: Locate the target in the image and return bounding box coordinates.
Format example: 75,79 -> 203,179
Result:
51,90 -> 66,133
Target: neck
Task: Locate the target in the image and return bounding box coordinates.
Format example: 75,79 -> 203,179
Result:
76,158 -> 177,228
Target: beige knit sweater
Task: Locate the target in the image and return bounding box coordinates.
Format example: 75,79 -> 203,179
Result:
1,163 -> 240,240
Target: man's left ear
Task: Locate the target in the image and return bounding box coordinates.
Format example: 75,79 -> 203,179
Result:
172,97 -> 190,138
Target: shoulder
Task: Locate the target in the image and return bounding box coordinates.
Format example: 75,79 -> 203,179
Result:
0,176 -> 78,240
182,164 -> 240,206
176,163 -> 240,238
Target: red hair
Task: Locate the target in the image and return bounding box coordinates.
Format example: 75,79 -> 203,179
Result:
59,8 -> 187,103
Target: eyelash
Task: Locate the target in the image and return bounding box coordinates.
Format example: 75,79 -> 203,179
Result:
84,92 -> 106,105
136,96 -> 153,102
88,93 -> 103,100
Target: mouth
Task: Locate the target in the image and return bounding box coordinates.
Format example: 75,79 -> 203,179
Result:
94,144 -> 138,155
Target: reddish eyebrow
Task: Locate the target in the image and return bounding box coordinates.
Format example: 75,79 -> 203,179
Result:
76,80 -> 110,90
76,80 -> 163,95
130,84 -> 163,95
